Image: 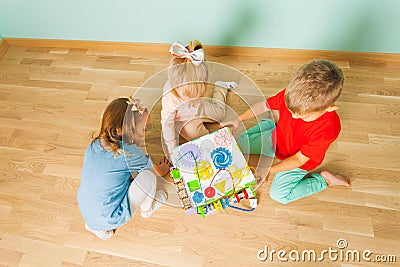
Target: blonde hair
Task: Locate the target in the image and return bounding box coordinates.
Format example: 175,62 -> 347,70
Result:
168,40 -> 208,99
92,98 -> 148,156
285,59 -> 344,115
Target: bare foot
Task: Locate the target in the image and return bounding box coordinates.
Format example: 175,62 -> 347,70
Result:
154,156 -> 173,177
320,171 -> 351,187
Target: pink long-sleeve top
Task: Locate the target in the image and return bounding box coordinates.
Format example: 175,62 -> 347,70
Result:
161,81 -> 200,153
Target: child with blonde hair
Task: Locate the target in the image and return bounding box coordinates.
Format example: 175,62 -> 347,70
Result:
77,97 -> 167,240
222,59 -> 350,204
161,40 -> 237,158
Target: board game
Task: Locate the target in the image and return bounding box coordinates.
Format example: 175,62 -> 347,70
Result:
170,127 -> 257,217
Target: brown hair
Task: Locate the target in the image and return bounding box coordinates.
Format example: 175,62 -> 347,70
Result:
92,98 -> 148,156
285,59 -> 344,115
168,39 -> 208,99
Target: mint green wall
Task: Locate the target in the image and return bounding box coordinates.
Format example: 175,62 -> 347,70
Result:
0,0 -> 399,53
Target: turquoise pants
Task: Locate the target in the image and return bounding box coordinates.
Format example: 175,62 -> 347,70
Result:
238,119 -> 327,204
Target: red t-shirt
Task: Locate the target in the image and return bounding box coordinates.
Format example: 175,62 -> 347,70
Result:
266,89 -> 341,170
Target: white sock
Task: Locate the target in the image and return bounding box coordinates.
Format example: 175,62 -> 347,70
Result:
85,223 -> 114,240
141,190 -> 168,218
215,81 -> 238,90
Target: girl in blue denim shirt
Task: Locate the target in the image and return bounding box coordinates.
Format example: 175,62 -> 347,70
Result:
77,97 -> 167,240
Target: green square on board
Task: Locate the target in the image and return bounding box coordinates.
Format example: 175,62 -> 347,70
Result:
187,179 -> 201,192
171,169 -> 181,179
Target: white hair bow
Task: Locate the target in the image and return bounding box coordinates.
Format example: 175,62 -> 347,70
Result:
169,42 -> 204,66
127,96 -> 146,114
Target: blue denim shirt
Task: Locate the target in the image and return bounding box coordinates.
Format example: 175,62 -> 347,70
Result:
77,140 -> 153,230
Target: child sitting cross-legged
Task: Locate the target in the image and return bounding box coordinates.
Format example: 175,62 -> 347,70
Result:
161,40 -> 237,160
222,59 -> 350,204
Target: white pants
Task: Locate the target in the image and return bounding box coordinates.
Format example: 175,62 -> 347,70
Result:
128,170 -> 156,215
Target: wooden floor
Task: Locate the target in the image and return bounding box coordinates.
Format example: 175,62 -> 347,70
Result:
0,40 -> 399,267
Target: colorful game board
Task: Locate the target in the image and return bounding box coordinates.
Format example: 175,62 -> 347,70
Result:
170,127 -> 257,217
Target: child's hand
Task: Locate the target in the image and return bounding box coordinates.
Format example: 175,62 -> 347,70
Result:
220,118 -> 241,133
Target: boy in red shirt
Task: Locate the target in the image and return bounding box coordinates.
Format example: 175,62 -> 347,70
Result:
222,59 -> 350,204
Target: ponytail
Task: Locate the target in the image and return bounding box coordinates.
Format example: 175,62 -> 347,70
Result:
168,39 -> 208,99
92,97 -> 147,157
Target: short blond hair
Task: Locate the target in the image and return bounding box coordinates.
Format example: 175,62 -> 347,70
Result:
285,59 -> 344,114
168,40 -> 208,99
